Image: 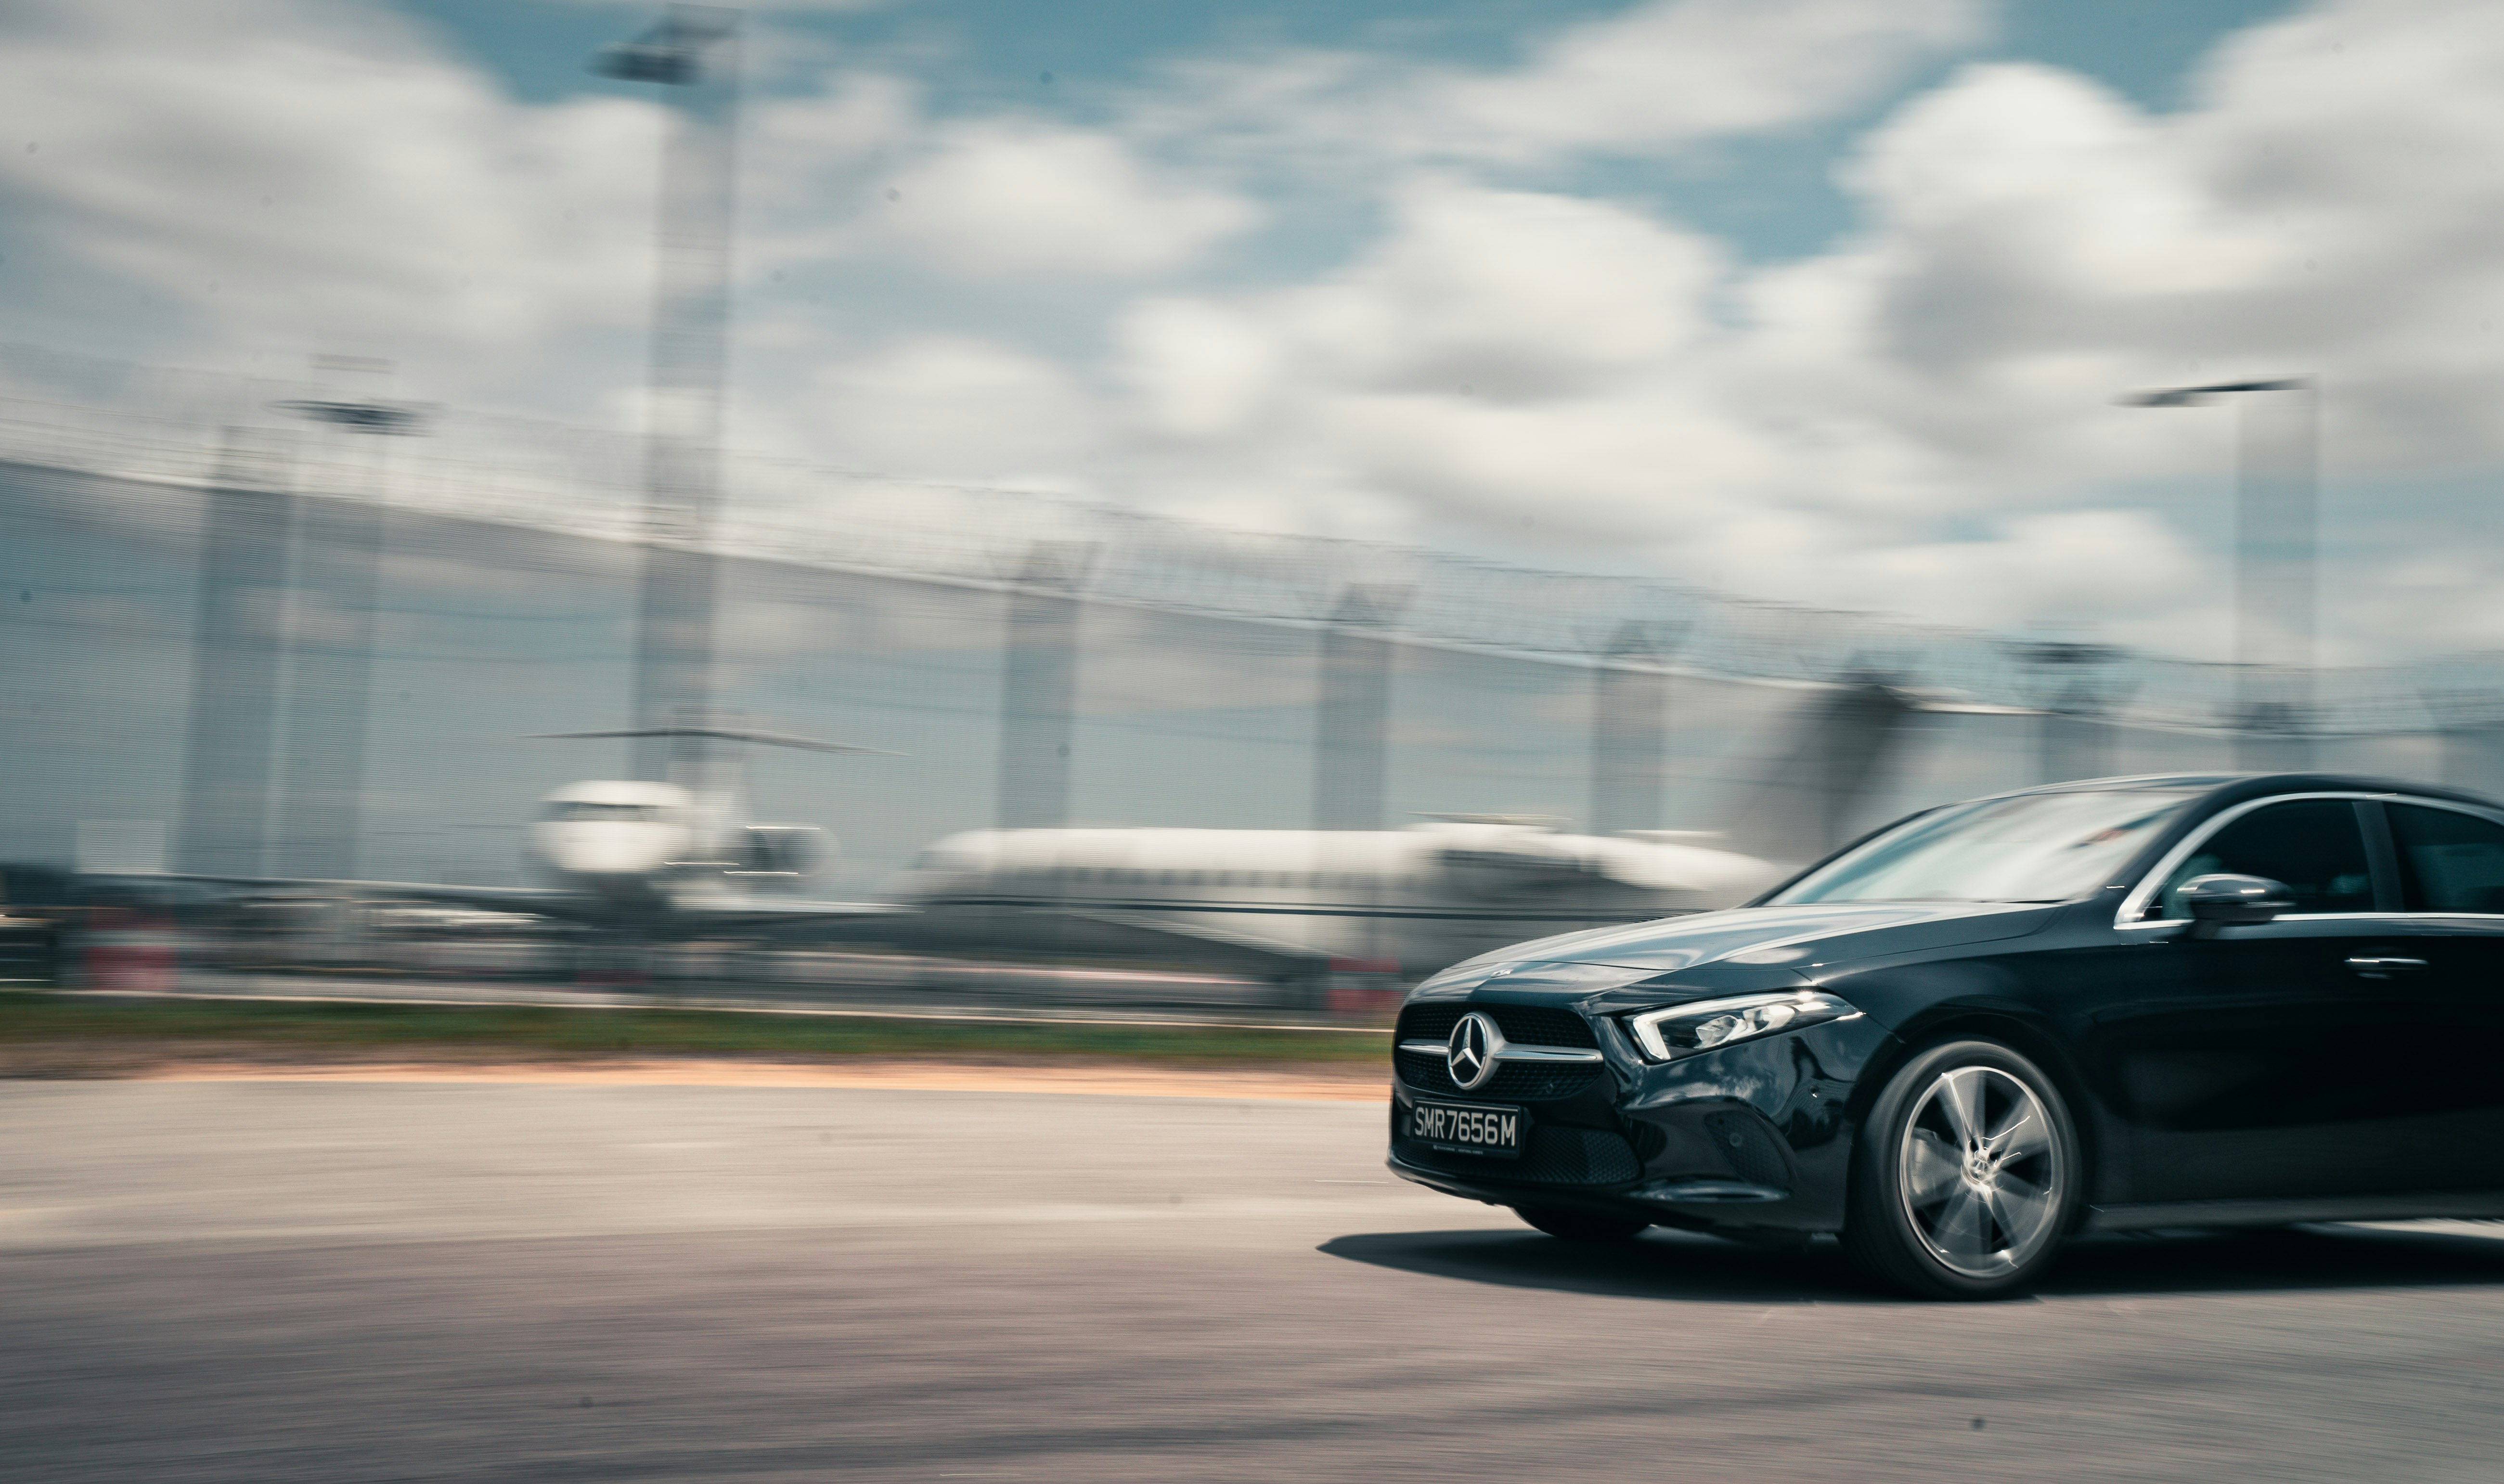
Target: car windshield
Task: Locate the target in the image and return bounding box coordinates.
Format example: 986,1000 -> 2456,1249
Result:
1769,790 -> 2201,905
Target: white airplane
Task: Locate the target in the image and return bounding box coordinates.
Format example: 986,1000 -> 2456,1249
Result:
863,678 -> 1923,991
516,724 -> 895,929
128,724 -> 908,940
887,817 -> 1785,984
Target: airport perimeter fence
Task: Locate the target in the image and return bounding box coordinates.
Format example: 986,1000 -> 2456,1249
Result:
4,341 -> 2503,914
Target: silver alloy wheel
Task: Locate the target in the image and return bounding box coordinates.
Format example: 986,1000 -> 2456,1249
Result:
1895,1064 -> 2066,1279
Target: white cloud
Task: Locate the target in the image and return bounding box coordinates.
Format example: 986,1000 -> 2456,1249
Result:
1421,0 -> 1987,161
1780,2 -> 2504,481
1115,178 -> 1841,561
800,335 -> 1101,478
0,0 -> 654,387
1086,0 -> 2504,662
14,0 -> 2504,669
1118,179 -> 1726,435
1133,0 -> 1987,168
1117,298 -> 1283,441
1292,180 -> 1725,396
743,82 -> 1258,281
874,122 -> 1257,277
749,72 -> 923,181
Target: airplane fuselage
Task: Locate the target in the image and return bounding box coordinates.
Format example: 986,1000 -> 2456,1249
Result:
892,822 -> 1781,976
526,779 -> 822,924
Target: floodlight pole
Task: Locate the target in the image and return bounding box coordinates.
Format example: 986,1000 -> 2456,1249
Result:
266,392 -> 431,880
2119,376 -> 2318,768
594,5 -> 741,785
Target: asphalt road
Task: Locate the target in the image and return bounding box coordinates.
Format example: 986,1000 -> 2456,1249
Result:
6,1082 -> 2504,1482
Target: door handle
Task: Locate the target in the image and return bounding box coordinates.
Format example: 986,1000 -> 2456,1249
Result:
2347,955 -> 2428,976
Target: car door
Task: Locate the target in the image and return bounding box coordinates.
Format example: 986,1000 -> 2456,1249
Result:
2349,799 -> 2504,1193
2078,796 -> 2424,1204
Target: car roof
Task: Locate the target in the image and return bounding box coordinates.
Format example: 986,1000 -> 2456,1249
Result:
2003,772 -> 2504,813
1750,771 -> 2504,909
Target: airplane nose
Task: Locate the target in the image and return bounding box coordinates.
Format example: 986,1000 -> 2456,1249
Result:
531,823 -> 679,877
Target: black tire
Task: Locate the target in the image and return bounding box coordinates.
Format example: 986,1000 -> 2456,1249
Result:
1843,1038 -> 2080,1300
1514,1205 -> 1650,1242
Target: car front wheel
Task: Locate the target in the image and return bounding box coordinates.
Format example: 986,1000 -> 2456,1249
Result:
1844,1038 -> 2078,1300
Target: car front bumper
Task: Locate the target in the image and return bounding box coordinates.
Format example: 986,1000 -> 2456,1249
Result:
1384,1011 -> 1891,1234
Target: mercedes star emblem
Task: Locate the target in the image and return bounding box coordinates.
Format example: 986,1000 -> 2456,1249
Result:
1446,1011 -> 1502,1091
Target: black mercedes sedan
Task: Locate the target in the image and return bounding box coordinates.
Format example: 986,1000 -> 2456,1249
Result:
1387,773 -> 2504,1298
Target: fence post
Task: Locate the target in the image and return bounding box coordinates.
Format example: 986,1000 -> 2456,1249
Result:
1314,585 -> 1405,832
997,542 -> 1092,830
175,427 -> 294,877
1590,620 -> 1670,834
270,492 -> 384,878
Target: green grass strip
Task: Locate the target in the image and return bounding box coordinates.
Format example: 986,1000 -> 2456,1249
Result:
0,992 -> 1388,1064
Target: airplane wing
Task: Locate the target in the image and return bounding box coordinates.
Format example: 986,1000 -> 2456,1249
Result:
80,871 -> 582,914
88,873 -> 917,933
1052,906 -> 1330,977
89,875 -> 1328,979
529,726 -> 902,756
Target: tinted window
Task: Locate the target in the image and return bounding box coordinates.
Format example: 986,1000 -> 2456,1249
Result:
2156,799 -> 2374,917
2390,803 -> 2504,913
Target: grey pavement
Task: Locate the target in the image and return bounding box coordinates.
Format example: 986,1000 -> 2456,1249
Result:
5,1081 -> 2504,1482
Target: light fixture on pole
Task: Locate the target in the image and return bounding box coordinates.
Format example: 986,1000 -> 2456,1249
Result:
270,400 -> 431,436
274,353 -> 436,500
2118,375 -> 2318,769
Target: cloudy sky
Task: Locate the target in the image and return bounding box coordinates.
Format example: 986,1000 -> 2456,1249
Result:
3,0 -> 2502,665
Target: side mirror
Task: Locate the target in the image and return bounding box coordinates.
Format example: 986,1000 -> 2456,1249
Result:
2178,874 -> 2295,939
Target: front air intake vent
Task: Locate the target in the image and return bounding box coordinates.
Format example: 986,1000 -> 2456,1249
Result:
1702,1110 -> 1794,1190
1396,1003 -> 1598,1049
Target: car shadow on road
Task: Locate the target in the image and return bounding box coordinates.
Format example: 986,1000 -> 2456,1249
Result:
1320,1227 -> 1883,1304
1319,1222 -> 2504,1303
2044,1222 -> 2504,1296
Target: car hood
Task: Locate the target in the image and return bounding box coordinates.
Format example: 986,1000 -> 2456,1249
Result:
1438,900 -> 2057,981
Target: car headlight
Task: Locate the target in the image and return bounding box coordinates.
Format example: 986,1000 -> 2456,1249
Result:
1621,991 -> 1860,1062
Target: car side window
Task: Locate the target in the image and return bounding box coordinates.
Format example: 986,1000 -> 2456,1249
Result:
2155,799 -> 2375,918
2389,803 -> 2504,914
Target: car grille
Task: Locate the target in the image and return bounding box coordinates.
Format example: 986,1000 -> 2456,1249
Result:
1393,1046 -> 1603,1101
1396,1002 -> 1599,1049
1397,1123 -> 1641,1186
1394,1001 -> 1605,1101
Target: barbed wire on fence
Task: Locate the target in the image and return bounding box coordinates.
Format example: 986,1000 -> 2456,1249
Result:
0,339 -> 2490,740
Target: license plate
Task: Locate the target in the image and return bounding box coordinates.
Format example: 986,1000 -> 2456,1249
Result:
1408,1099 -> 1525,1158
